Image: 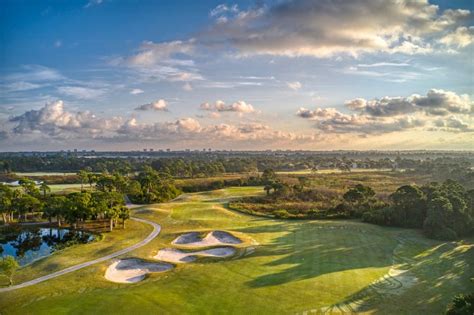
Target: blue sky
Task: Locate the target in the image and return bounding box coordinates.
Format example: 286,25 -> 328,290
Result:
0,0 -> 473,151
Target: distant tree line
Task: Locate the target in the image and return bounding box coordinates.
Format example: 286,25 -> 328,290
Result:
1,154 -> 473,188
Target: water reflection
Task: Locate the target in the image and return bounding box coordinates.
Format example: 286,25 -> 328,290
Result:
0,226 -> 94,266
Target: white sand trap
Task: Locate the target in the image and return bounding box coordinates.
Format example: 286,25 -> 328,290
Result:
172,230 -> 242,247
105,258 -> 173,283
154,247 -> 237,264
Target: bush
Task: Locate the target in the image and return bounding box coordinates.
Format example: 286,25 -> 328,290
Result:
446,293 -> 474,315
273,209 -> 290,219
432,227 -> 458,241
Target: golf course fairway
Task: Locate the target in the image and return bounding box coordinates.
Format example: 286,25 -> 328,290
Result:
0,187 -> 472,314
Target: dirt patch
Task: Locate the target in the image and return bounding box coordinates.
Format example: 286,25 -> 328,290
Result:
154,247 -> 236,264
104,258 -> 173,283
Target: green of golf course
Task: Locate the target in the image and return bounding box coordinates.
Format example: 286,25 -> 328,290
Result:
0,187 -> 472,314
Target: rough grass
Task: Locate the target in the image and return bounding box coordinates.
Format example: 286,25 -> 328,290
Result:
0,187 -> 471,314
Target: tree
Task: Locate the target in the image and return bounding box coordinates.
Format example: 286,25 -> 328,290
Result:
64,192 -> 92,229
445,293 -> 474,315
264,185 -> 272,196
118,206 -> 130,229
39,182 -> 51,199
14,194 -> 42,221
87,172 -> 97,191
43,195 -> 67,225
78,170 -> 89,191
0,184 -> 13,224
343,184 -> 376,216
390,185 -> 426,227
0,256 -> 19,285
19,178 -> 39,196
262,168 -> 277,184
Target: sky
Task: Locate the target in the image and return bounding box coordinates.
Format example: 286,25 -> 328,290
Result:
0,0 -> 473,151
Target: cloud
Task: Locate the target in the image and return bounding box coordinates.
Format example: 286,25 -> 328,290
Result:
135,99 -> 168,111
439,26 -> 474,48
130,88 -> 144,95
126,40 -> 194,67
433,116 -> 474,132
57,86 -> 106,100
3,82 -> 43,92
114,39 -> 202,83
84,0 -> 103,9
287,81 -> 302,91
210,4 -> 239,17
296,107 -> 426,133
5,65 -> 64,82
297,88 -> 473,134
182,82 -> 193,91
9,100 -> 122,137
201,0 -> 473,57
346,89 -> 472,116
200,100 -> 256,113
357,62 -> 410,67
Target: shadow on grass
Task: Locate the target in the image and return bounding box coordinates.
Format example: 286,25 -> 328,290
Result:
312,238 -> 473,314
234,221 -> 398,289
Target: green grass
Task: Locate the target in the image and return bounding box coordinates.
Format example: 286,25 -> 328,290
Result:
48,184 -> 96,194
0,187 -> 472,314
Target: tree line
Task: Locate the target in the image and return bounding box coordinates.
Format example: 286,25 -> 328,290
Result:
0,166 -> 182,229
232,169 -> 473,240
0,179 -> 130,232
361,180 -> 474,240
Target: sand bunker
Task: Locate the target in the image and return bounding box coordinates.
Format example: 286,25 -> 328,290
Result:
105,258 -> 173,283
172,230 -> 242,247
154,247 -> 236,264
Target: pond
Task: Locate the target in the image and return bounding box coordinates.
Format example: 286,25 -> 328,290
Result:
0,226 -> 95,266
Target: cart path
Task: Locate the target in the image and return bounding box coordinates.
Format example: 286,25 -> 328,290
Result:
0,216 -> 160,293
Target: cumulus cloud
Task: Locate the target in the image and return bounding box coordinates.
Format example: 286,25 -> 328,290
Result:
5,100 -> 317,147
9,100 -> 122,137
135,99 -> 168,111
346,89 -> 472,116
201,0 -> 473,57
439,26 -> 474,48
433,116 -> 473,132
297,89 -> 473,134
297,107 -> 426,133
200,100 -> 256,113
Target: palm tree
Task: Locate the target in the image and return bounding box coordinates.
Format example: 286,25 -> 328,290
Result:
78,170 -> 89,191
87,173 -> 97,191
40,182 -> 51,199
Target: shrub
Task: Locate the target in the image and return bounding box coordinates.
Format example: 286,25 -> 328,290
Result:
446,293 -> 474,315
273,209 -> 290,219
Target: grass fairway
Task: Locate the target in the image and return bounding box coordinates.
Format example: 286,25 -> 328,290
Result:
0,187 -> 472,314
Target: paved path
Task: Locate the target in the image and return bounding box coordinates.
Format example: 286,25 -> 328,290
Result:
0,216 -> 161,293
